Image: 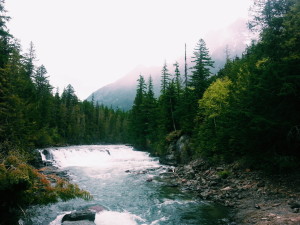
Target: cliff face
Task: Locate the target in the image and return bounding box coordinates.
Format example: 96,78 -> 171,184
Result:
159,133 -> 192,166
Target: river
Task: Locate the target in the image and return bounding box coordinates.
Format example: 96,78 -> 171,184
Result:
23,145 -> 231,225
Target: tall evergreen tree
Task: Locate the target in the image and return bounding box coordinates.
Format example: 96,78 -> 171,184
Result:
130,75 -> 147,147
160,61 -> 170,94
173,61 -> 182,97
190,39 -> 214,99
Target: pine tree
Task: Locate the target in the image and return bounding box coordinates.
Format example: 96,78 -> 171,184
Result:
190,39 -> 214,99
160,61 -> 170,94
130,75 -> 147,147
173,61 -> 182,98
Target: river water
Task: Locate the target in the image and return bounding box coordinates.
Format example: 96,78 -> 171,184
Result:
23,145 -> 231,225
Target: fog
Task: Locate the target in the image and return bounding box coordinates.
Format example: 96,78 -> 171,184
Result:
6,0 -> 253,100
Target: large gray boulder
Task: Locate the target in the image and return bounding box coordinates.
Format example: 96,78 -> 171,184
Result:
62,210 -> 96,223
62,221 -> 96,225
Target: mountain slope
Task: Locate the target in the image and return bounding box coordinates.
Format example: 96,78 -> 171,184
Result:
87,65 -> 162,111
87,18 -> 250,111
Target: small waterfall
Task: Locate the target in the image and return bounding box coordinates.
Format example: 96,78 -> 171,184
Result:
27,145 -> 230,225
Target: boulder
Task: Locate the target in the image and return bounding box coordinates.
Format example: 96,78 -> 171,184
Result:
62,221 -> 96,225
62,210 -> 96,223
289,201 -> 300,209
28,149 -> 44,168
42,149 -> 53,160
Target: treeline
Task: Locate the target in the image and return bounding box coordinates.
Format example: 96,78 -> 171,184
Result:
129,0 -> 300,172
0,32 -> 128,151
0,1 -> 128,222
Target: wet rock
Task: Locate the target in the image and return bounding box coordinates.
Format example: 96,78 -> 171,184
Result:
29,149 -> 44,168
255,204 -> 261,209
42,149 -> 53,161
125,170 -> 130,173
62,221 -> 96,225
146,178 -> 153,182
293,208 -> 300,213
200,191 -> 211,199
257,182 -> 265,188
164,183 -> 179,188
167,168 -> 174,173
62,210 -> 96,223
289,201 -> 300,209
159,154 -> 177,166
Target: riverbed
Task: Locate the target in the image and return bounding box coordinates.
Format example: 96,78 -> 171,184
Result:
22,145 -> 231,225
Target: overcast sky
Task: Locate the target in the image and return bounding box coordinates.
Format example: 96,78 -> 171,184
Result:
6,0 -> 253,100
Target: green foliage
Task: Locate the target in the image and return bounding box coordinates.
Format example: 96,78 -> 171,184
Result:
0,150 -> 92,209
190,38 -> 214,99
129,0 -> 300,172
0,1 -> 129,222
217,170 -> 231,179
199,77 -> 232,119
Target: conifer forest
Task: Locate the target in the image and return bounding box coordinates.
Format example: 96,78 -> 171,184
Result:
0,0 -> 300,223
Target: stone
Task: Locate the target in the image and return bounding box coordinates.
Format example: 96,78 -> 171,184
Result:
221,186 -> 232,191
216,167 -> 224,171
272,203 -> 281,207
257,182 -> 265,187
62,210 -> 96,223
146,178 -> 153,182
62,221 -> 96,225
293,208 -> 299,213
167,168 -> 174,173
255,204 -> 261,209
289,201 -> 300,209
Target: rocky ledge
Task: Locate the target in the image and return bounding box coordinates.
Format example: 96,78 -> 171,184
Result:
164,159 -> 300,225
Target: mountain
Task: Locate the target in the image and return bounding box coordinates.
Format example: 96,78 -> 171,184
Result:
86,65 -> 162,111
87,19 -> 250,111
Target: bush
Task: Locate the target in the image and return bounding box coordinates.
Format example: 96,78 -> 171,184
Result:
0,150 -> 92,222
217,170 -> 231,179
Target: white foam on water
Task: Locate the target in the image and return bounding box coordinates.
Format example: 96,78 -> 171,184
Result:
95,211 -> 145,225
160,199 -> 197,206
49,211 -> 71,225
149,216 -> 169,225
44,145 -> 160,175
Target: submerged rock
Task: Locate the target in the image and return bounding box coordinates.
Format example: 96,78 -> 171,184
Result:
146,178 -> 153,182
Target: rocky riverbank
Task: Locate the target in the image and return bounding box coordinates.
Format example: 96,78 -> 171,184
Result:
165,159 -> 300,224
159,134 -> 300,224
166,159 -> 300,225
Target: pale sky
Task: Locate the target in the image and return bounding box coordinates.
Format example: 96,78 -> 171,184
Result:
6,0 -> 253,100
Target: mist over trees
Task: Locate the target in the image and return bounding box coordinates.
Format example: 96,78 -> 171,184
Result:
0,0 -> 299,222
128,0 -> 300,171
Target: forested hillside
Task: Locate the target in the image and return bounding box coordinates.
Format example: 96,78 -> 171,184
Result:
128,0 -> 300,172
0,0 -> 300,223
0,0 -> 128,222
